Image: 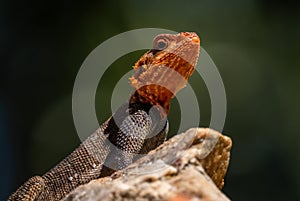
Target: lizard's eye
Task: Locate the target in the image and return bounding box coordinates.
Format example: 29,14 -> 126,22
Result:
154,38 -> 168,50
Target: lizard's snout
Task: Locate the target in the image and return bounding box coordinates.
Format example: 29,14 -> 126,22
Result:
181,32 -> 200,44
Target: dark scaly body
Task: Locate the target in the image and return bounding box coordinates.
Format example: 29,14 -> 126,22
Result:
8,32 -> 200,201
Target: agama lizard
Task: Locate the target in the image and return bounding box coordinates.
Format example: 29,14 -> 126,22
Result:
8,32 -> 200,201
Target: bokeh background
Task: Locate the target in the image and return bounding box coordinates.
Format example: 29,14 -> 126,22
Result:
1,0 -> 300,200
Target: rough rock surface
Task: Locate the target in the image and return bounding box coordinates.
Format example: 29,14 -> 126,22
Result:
62,128 -> 232,201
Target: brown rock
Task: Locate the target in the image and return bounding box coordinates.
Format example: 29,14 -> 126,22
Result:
62,128 -> 232,201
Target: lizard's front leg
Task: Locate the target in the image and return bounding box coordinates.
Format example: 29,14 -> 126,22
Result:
8,176 -> 45,201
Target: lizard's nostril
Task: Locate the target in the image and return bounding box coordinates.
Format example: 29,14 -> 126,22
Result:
191,36 -> 200,43
181,32 -> 200,43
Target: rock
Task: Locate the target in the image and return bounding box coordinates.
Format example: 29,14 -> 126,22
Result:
62,128 -> 232,201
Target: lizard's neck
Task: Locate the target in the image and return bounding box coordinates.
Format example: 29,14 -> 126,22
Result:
129,86 -> 172,116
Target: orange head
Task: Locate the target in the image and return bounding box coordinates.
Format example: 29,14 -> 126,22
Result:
130,32 -> 200,114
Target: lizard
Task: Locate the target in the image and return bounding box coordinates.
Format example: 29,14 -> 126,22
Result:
8,31 -> 200,201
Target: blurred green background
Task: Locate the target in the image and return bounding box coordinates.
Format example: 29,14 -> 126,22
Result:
1,0 -> 300,200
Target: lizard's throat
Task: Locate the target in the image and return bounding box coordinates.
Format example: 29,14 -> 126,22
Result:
129,85 -> 174,115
